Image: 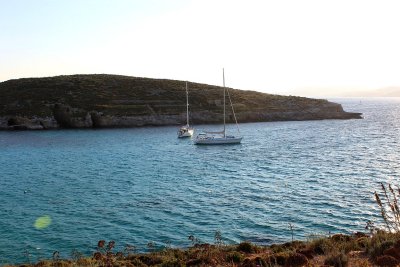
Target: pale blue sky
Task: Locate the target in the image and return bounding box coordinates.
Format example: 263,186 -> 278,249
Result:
1,0 -> 400,96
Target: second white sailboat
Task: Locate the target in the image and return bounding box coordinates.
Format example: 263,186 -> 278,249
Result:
178,81 -> 194,138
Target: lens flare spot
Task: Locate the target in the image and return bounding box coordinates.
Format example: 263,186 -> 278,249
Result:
34,215 -> 52,229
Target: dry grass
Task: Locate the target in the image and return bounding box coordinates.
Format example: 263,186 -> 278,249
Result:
4,232 -> 400,267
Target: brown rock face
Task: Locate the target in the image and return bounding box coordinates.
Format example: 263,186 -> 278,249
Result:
4,116 -> 58,130
53,104 -> 93,128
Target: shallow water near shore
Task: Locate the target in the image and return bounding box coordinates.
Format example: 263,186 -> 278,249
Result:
1,97 -> 400,264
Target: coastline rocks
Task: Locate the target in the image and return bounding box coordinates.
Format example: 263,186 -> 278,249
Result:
53,104 -> 92,128
90,112 -> 184,127
0,117 -> 8,130
39,117 -> 59,129
0,102 -> 361,130
0,116 -> 58,130
235,103 -> 360,122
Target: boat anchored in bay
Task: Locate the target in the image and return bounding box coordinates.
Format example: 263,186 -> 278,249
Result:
194,69 -> 242,145
178,81 -> 194,138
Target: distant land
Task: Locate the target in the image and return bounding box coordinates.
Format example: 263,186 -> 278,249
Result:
290,86 -> 400,98
345,87 -> 400,97
0,74 -> 361,130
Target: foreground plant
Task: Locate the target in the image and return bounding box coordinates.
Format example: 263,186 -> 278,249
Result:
374,183 -> 400,232
93,240 -> 117,266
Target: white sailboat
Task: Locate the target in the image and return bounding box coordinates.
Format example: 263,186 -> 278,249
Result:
194,69 -> 242,145
177,81 -> 194,138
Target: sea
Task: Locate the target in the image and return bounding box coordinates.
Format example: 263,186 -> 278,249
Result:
0,97 -> 399,264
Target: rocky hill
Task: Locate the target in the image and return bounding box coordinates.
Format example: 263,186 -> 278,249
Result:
0,74 -> 361,130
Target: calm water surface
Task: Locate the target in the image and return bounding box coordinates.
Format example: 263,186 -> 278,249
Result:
1,98 -> 400,264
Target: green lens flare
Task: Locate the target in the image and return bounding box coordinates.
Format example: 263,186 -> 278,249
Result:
34,215 -> 52,229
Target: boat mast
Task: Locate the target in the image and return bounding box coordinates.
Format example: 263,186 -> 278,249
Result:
226,82 -> 241,135
223,68 -> 226,137
186,81 -> 189,127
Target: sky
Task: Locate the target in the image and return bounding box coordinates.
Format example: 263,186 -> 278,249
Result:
1,0 -> 400,96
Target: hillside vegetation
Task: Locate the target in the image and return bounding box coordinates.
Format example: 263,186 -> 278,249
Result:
0,74 -> 361,129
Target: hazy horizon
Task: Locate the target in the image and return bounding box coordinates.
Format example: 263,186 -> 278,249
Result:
287,86 -> 400,98
1,0 -> 400,96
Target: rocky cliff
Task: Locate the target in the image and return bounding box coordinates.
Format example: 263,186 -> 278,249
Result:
0,74 -> 361,130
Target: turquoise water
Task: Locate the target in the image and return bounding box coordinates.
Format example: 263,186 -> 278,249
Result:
1,98 -> 400,264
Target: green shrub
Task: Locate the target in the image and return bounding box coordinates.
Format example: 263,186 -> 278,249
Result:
308,237 -> 330,255
368,239 -> 395,260
237,242 -> 254,253
160,259 -> 185,267
324,251 -> 348,267
226,251 -> 243,263
267,251 -> 291,266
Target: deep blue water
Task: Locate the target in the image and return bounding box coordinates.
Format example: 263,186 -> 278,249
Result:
1,98 -> 400,264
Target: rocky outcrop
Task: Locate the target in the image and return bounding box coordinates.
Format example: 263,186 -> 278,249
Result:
53,104 -> 92,128
0,74 -> 362,130
234,102 -> 359,122
0,104 -> 361,130
0,115 -> 58,130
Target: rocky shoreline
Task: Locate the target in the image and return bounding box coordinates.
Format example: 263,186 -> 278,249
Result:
0,74 -> 362,130
0,105 -> 361,131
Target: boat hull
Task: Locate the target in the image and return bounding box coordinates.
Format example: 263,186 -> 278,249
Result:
178,128 -> 194,138
194,136 -> 242,145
